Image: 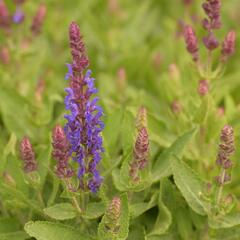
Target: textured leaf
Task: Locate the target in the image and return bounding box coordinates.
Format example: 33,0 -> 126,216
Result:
43,203 -> 77,220
24,221 -> 90,240
148,182 -> 172,236
130,193 -> 158,219
0,231 -> 28,240
0,217 -> 20,233
153,129 -> 196,182
171,156 -> 208,215
209,213 -> 240,229
83,202 -> 105,219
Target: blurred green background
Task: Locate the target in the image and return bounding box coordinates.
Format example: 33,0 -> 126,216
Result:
1,0 -> 240,200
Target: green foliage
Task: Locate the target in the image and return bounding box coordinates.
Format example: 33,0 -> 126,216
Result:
43,203 -> 77,220
1,0 -> 240,239
24,221 -> 90,240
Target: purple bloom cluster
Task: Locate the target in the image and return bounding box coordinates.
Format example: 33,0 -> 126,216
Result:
64,22 -> 104,193
13,8 -> 24,24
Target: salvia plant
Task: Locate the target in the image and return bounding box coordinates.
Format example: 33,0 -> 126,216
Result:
0,0 -> 240,239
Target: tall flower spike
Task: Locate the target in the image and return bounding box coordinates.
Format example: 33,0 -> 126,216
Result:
221,30 -> 236,61
30,4 -> 47,35
20,136 -> 37,173
52,125 -> 74,179
184,25 -> 199,61
64,22 -> 104,193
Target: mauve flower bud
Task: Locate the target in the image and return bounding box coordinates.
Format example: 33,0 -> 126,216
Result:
215,173 -> 231,185
221,30 -> 236,61
171,100 -> 182,114
20,136 -> 37,173
0,46 -> 10,64
203,33 -> 219,51
217,107 -> 225,117
105,196 -> 121,231
216,125 -> 235,167
136,106 -> 147,130
202,0 -> 221,30
0,0 -> 10,28
30,4 -> 47,35
52,125 -> 74,179
198,79 -> 209,96
202,18 -> 211,30
184,25 -> 199,61
130,127 -> 149,182
69,22 -> 89,73
116,67 -> 126,91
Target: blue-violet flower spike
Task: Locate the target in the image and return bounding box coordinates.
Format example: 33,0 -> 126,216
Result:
64,22 -> 104,193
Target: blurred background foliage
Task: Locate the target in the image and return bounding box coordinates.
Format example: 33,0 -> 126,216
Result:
1,0 -> 240,238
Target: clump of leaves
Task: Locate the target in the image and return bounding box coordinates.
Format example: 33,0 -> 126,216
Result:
0,0 -> 240,240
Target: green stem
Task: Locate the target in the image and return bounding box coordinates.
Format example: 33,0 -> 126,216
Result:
206,50 -> 212,79
216,169 -> 226,207
72,196 -> 82,214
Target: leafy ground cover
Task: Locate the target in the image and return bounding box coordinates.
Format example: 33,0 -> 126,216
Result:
0,0 -> 240,239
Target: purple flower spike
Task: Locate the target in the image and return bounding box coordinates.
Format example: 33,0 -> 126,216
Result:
13,8 -> 24,24
64,22 -> 104,193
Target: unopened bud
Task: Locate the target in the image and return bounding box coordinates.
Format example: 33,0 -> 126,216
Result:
19,136 -> 37,173
105,196 -> 121,232
171,100 -> 182,114
184,25 -> 199,61
203,33 -> 219,51
116,67 -> 126,91
198,79 -> 209,96
30,4 -> 47,35
221,30 -> 236,61
136,106 -> 147,130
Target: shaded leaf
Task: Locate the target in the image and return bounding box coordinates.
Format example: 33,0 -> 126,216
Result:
24,221 -> 90,240
171,156 -> 208,215
43,203 -> 77,220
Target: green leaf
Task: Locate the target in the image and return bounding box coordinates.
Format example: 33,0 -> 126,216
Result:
148,182 -> 172,236
130,193 -> 158,219
209,213 -> 240,229
82,202 -> 106,219
153,129 -> 196,182
98,193 -> 129,240
0,217 -> 20,233
24,221 -> 90,240
171,156 -> 208,215
43,203 -> 77,220
0,231 -> 29,240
